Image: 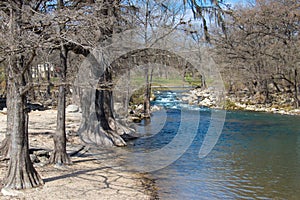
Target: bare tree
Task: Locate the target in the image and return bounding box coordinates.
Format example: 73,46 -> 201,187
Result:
212,0 -> 300,106
78,0 -> 133,146
48,0 -> 72,165
42,0 -> 106,164
127,0 -> 187,117
0,0 -> 45,189
185,0 -> 229,42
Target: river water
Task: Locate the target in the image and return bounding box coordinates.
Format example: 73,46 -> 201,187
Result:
127,90 -> 300,199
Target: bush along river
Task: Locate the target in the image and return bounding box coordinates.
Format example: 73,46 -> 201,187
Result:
125,90 -> 300,200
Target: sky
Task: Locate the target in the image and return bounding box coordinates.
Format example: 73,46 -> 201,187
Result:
182,0 -> 254,21
225,0 -> 255,7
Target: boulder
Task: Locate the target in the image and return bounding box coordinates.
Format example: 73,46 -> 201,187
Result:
151,105 -> 161,112
66,104 -> 79,113
28,102 -> 46,111
129,116 -> 142,123
136,104 -> 143,110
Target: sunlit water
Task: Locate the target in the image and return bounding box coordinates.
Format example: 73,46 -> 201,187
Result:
126,90 -> 300,199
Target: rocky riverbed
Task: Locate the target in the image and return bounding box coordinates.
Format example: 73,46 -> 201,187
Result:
0,109 -> 157,200
181,87 -> 300,115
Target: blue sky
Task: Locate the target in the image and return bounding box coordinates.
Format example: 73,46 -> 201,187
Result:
225,0 -> 255,7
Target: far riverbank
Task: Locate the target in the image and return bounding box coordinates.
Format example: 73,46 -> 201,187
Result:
181,87 -> 300,116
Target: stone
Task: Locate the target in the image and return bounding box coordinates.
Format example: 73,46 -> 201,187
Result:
129,116 -> 142,123
151,105 -> 161,112
28,102 -> 45,111
292,109 -> 300,113
30,154 -> 40,163
38,156 -> 49,164
181,96 -> 189,102
33,149 -> 50,157
136,104 -> 143,110
66,104 -> 79,113
0,107 -> 7,114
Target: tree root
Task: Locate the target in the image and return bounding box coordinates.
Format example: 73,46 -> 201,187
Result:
4,155 -> 44,190
49,151 -> 72,165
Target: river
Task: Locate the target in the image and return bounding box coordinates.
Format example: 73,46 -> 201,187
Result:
127,90 -> 300,199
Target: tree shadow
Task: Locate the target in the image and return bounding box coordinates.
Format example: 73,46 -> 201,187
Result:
43,166 -> 113,183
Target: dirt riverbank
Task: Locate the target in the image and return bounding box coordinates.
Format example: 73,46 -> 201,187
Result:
0,110 -> 158,200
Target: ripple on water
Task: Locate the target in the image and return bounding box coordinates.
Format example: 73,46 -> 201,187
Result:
128,90 -> 300,199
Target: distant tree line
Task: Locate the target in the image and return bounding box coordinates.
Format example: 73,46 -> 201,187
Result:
212,0 -> 300,107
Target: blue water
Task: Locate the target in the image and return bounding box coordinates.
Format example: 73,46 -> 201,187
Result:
128,90 -> 300,199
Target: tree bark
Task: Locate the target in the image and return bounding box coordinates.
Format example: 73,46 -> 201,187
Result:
94,70 -> 128,146
77,0 -> 137,147
50,43 -> 71,165
124,69 -> 130,117
5,84 -> 43,189
294,69 -> 299,108
3,1 -> 43,189
5,58 -> 43,189
79,67 -> 135,147
143,67 -> 151,118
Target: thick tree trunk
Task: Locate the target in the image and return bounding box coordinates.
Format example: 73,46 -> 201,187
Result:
77,0 -> 137,147
79,68 -> 135,147
4,74 -> 43,189
2,0 -> 43,190
94,70 -> 129,146
50,44 -> 71,165
95,89 -> 127,146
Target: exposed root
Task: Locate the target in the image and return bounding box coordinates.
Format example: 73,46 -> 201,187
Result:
80,124 -> 127,147
4,155 -> 44,190
49,151 -> 72,165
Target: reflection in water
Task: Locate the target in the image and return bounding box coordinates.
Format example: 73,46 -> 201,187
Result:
126,91 -> 300,200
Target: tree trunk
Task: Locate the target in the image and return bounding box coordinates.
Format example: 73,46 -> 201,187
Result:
4,60 -> 43,189
263,79 -> 270,104
202,74 -> 207,89
46,64 -> 51,99
143,67 -> 151,118
2,0 -> 43,190
79,66 -> 136,147
294,69 -> 299,108
123,69 -> 130,117
78,0 -> 137,147
50,83 -> 71,164
94,70 -> 128,146
50,44 -> 71,165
